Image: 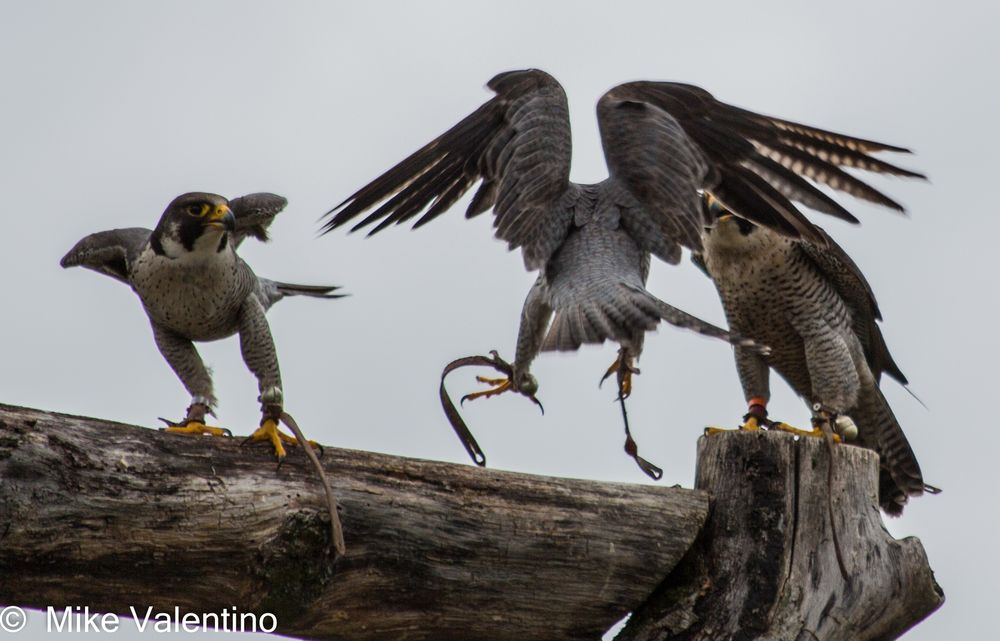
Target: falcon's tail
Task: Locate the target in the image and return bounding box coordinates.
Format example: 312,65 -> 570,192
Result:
257,279 -> 347,309
541,281 -> 766,355
852,383 -> 931,516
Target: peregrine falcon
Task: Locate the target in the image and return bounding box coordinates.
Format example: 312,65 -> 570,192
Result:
321,69 -> 919,473
699,197 -> 935,514
61,192 -> 342,460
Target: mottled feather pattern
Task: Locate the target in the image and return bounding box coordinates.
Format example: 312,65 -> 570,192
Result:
62,192 -> 339,411
321,69 -> 927,444
701,219 -> 926,513
795,229 -> 907,385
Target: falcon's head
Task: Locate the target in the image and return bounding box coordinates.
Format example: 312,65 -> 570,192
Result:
701,192 -> 768,255
150,192 -> 236,259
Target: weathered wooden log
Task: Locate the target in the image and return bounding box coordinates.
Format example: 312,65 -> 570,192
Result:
0,403 -> 709,641
617,430 -> 944,641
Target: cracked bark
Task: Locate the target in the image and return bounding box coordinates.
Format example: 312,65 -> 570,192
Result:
616,430 -> 943,641
0,405 -> 942,640
0,403 -> 707,641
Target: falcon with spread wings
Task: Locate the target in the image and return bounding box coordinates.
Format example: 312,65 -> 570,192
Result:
322,69 -> 921,473
62,192 -> 342,458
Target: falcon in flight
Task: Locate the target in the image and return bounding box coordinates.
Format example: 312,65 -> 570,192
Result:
62,192 -> 342,460
699,196 -> 934,514
322,68 -> 920,471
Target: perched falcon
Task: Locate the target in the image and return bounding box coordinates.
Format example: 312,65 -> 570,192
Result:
61,192 -> 342,460
321,69 -> 920,470
698,197 -> 934,514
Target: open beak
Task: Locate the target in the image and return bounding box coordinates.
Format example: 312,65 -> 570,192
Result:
205,204 -> 236,232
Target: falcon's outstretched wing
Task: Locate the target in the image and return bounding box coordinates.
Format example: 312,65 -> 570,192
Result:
228,192 -> 288,247
598,82 -> 925,247
322,69 -> 575,271
60,227 -> 151,284
795,228 -> 907,385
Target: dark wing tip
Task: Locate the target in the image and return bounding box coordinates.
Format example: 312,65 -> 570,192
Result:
59,237 -> 90,268
318,204 -> 349,236
487,68 -> 559,94
59,250 -> 78,268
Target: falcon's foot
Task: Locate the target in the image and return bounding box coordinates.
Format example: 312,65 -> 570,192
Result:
461,376 -> 513,403
243,418 -> 322,461
600,348 -> 639,400
440,350 -> 544,467
159,402 -> 231,437
161,420 -> 231,437
769,420 -> 841,443
704,414 -> 765,436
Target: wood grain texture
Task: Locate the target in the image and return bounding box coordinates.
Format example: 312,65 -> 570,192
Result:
0,403 -> 709,641
617,430 -> 944,641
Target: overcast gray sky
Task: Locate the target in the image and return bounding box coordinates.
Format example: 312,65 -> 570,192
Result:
2,1 -> 996,639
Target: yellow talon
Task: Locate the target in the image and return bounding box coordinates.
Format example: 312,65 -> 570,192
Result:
704,415 -> 762,436
243,419 -> 321,460
462,377 -> 512,403
769,422 -> 841,443
620,370 -> 633,398
601,349 -> 638,399
162,421 -> 230,437
246,419 -> 288,460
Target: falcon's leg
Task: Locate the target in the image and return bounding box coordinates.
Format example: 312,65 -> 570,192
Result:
802,329 -> 861,442
236,296 -> 319,460
151,323 -> 228,437
464,277 -> 551,403
600,337 -> 661,480
599,345 -> 640,400
707,345 -> 774,434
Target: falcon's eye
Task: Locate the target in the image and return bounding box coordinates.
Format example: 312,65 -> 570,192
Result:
186,203 -> 210,217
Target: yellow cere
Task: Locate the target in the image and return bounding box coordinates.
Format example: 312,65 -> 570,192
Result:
208,204 -> 231,222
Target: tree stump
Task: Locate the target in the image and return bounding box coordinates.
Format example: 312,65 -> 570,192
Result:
617,430 -> 944,641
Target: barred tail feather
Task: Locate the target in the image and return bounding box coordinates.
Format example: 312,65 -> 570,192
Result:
854,384 -> 927,516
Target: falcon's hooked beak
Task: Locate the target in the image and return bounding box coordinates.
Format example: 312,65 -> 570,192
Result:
204,204 -> 236,232
712,212 -> 756,237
